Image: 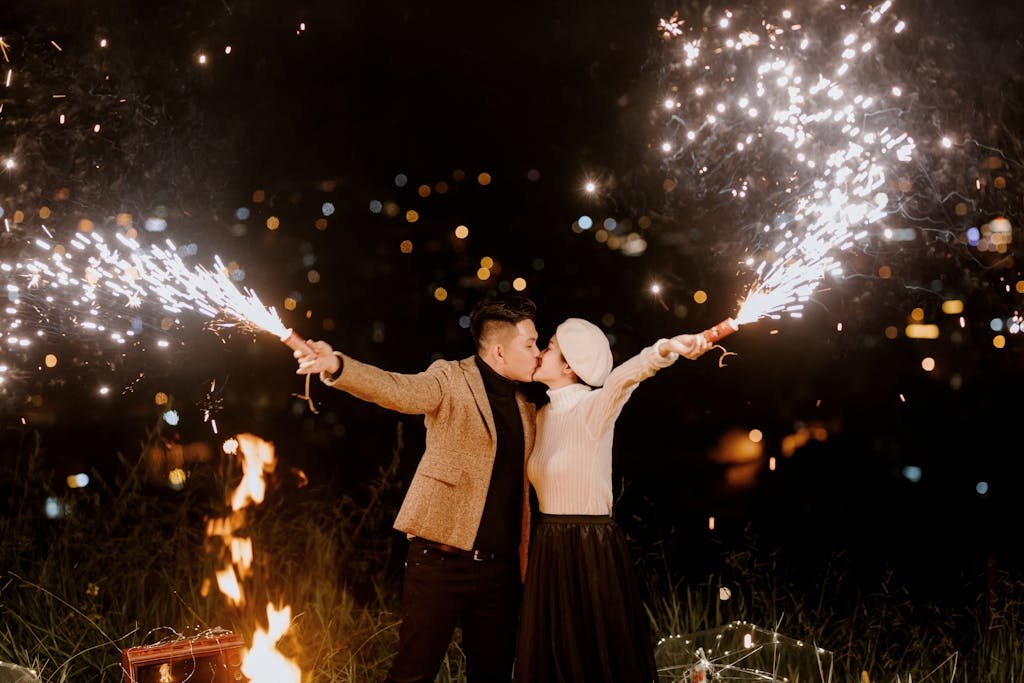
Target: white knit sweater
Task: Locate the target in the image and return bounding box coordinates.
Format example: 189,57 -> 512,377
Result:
527,341 -> 679,515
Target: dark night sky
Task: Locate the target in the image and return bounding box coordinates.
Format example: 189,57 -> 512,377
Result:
2,0 -> 1024,595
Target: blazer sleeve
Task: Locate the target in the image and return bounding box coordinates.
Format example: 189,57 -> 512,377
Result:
582,341 -> 678,438
320,354 -> 448,415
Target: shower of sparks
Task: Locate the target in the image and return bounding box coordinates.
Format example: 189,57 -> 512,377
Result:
659,1 -> 916,326
18,229 -> 290,345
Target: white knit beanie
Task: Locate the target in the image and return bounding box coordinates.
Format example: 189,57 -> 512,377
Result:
556,318 -> 613,387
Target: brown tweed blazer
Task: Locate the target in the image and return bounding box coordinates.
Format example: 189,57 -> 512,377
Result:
322,353 -> 536,578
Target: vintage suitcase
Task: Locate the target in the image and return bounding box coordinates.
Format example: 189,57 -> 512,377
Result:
121,632 -> 245,683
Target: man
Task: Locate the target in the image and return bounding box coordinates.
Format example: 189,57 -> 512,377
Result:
295,296 -> 540,683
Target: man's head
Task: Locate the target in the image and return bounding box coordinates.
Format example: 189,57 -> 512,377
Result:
470,295 -> 540,382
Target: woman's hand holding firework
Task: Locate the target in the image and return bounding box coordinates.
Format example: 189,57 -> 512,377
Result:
661,333 -> 712,360
294,340 -> 341,376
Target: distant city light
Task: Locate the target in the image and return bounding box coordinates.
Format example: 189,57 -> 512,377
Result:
44,497 -> 67,519
901,466 -> 922,483
941,300 -> 964,315
168,468 -> 187,490
66,473 -> 90,488
905,324 -> 939,339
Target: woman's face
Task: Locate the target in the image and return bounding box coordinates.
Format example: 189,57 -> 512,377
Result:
533,335 -> 573,387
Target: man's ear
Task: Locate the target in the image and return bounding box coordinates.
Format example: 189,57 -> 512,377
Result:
493,343 -> 506,363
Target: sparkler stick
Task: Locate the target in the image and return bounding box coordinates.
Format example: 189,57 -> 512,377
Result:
279,328 -> 315,355
701,318 -> 739,343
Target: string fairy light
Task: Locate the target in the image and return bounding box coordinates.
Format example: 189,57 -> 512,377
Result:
655,620 -> 833,681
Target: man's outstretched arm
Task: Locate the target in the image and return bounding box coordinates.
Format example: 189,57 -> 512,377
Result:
296,340 -> 446,415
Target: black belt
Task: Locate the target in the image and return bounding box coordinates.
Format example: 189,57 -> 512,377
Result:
411,537 -> 506,562
537,513 -> 613,524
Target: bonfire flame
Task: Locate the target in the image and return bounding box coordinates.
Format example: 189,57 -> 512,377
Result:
243,604 -> 302,683
230,434 -> 277,511
205,433 -> 301,681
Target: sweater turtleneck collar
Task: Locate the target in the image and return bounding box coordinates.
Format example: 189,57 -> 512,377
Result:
546,382 -> 591,410
474,355 -> 518,397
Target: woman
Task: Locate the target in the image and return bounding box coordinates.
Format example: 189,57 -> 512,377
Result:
515,318 -> 710,683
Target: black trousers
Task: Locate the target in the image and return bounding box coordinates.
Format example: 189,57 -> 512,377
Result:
384,538 -> 522,683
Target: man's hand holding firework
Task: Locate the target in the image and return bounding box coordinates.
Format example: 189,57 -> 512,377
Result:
294,340 -> 341,376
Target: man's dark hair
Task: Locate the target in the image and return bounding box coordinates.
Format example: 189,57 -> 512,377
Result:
470,295 -> 537,349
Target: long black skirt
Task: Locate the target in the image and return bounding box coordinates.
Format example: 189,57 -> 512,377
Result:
514,514 -> 657,683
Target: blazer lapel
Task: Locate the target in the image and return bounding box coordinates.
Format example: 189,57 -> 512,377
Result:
460,357 -> 496,439
516,393 -> 535,457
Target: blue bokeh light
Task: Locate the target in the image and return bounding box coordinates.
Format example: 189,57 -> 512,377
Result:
901,466 -> 922,483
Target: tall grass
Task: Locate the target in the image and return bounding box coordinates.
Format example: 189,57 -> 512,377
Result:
0,423 -> 413,681
2,425 -> 1023,681
641,537 -> 1024,681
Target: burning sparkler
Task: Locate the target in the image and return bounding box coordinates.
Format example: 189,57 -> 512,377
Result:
659,1 -> 917,338
21,228 -> 313,352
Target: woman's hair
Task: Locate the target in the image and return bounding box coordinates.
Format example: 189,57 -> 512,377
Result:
470,295 -> 537,349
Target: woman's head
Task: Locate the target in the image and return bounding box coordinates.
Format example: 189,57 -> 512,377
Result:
534,318 -> 612,389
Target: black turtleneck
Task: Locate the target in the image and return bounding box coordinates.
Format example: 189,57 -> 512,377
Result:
472,355 -> 525,555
